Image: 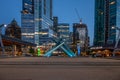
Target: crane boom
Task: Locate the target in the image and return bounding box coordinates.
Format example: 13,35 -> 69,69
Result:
75,8 -> 80,21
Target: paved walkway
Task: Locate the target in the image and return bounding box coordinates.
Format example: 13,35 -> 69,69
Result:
0,57 -> 120,80
0,57 -> 120,66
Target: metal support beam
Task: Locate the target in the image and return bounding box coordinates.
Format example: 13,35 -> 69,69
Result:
44,42 -> 65,57
0,24 -> 5,56
112,28 -> 120,57
0,34 -> 5,55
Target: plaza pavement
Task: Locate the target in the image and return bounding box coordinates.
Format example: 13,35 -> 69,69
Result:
0,57 -> 120,80
0,57 -> 120,66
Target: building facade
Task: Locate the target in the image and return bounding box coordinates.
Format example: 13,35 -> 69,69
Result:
94,0 -> 120,46
73,22 -> 89,54
5,19 -> 21,39
21,0 -> 53,47
53,16 -> 58,36
57,23 -> 70,45
4,19 -> 36,56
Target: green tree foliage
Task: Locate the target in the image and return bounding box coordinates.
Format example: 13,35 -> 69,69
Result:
29,47 -> 35,54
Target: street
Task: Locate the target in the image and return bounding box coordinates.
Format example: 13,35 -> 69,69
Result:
0,57 -> 120,80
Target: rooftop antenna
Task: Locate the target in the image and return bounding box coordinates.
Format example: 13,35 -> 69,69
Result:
75,8 -> 82,24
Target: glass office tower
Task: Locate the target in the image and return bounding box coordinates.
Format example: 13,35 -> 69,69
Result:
21,0 -> 53,47
57,23 -> 70,45
21,0 -> 34,43
94,0 -> 120,46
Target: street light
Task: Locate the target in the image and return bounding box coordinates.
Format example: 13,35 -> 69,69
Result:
0,24 -> 6,56
112,26 -> 120,57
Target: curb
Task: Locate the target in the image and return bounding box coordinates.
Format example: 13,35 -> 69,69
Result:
0,62 -> 120,66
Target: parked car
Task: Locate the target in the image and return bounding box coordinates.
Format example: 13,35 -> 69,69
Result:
95,53 -> 102,57
22,53 -> 33,57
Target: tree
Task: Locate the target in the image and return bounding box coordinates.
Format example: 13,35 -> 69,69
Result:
29,47 -> 35,55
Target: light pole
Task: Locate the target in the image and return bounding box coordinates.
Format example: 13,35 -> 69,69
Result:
0,24 -> 6,56
77,42 -> 81,56
112,26 -> 120,57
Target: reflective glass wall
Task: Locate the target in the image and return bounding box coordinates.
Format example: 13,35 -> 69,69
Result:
21,0 -> 34,43
22,0 -> 53,46
94,0 -> 120,46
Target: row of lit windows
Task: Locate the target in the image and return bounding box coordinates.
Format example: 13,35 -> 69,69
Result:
60,35 -> 69,38
58,30 -> 69,32
58,26 -> 69,28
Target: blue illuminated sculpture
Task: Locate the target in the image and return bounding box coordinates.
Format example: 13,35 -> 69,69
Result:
44,38 -> 76,57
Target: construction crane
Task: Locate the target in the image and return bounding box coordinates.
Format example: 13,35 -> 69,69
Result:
75,8 -> 82,24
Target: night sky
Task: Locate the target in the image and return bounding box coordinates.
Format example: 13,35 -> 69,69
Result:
0,0 -> 94,45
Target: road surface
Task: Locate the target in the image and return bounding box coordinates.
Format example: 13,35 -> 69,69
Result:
0,57 -> 119,80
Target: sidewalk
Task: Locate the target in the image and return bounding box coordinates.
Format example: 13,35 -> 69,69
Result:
105,56 -> 120,60
0,55 -> 21,59
0,57 -> 120,66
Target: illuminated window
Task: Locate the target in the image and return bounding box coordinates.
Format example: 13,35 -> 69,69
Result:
110,1 -> 115,5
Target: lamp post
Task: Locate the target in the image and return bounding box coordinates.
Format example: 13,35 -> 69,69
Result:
112,26 -> 120,57
0,24 -> 6,56
77,42 -> 81,56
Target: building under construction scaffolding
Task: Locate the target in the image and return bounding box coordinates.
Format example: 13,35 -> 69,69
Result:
72,21 -> 89,56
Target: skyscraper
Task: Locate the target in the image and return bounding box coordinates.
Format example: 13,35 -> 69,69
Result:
21,0 -> 53,47
5,19 -> 21,39
73,21 -> 89,54
57,23 -> 70,45
94,0 -> 120,46
21,0 -> 34,43
53,16 -> 58,34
